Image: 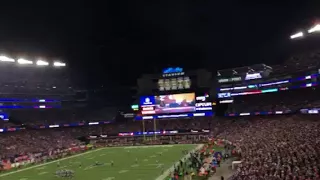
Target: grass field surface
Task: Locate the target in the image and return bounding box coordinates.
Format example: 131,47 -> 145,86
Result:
0,144 -> 198,180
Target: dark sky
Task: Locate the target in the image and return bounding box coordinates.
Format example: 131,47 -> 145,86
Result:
0,1 -> 319,88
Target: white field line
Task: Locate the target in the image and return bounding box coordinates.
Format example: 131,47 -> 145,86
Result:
37,171 -> 48,175
102,177 -> 115,180
118,170 -> 128,174
154,144 -> 204,180
0,148 -> 105,177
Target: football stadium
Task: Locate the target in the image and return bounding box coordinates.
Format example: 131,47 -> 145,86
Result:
2,2 -> 320,180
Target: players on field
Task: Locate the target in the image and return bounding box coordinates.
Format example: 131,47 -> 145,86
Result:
55,169 -> 74,178
95,161 -> 103,166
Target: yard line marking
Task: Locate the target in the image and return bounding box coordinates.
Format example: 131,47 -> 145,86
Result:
118,170 -> 128,174
84,166 -> 94,170
38,171 -> 48,175
19,178 -> 28,180
131,164 -> 139,167
156,164 -> 164,168
143,159 -> 149,162
147,163 -> 163,167
100,153 -> 106,156
102,177 -> 115,180
0,147 -> 105,177
149,155 -> 156,158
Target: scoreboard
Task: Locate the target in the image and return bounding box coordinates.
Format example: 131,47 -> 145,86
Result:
136,67 -> 212,96
158,77 -> 191,91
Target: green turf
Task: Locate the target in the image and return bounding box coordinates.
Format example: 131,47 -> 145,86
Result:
0,144 -> 198,180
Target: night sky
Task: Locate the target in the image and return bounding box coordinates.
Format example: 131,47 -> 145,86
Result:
0,1 -> 319,88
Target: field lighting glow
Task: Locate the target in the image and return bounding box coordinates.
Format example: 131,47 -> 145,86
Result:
308,24 -> 320,33
17,58 -> 33,65
36,60 -> 49,66
53,61 -> 66,67
0,56 -> 15,62
290,32 -> 303,39
0,54 -> 66,67
290,24 -> 320,40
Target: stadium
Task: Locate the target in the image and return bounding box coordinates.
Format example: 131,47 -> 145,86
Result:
2,41 -> 320,180
1,2 -> 320,180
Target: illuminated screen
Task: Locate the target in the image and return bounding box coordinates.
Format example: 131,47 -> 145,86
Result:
140,93 -> 196,115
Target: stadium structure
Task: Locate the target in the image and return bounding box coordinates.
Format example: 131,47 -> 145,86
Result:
2,23 -> 320,179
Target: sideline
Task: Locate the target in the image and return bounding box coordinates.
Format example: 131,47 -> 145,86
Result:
154,144 -> 204,180
0,148 -> 105,177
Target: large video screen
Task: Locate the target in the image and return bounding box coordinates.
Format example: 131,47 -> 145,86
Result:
140,93 -> 196,115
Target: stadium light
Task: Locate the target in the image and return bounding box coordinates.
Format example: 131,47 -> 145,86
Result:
36,60 -> 49,66
53,61 -> 66,67
0,55 -> 15,62
290,32 -> 304,39
308,24 -> 320,33
17,58 -> 33,65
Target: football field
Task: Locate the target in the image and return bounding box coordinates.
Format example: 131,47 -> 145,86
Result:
0,144 -> 199,180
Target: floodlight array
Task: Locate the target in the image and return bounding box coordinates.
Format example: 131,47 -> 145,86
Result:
0,55 -> 66,67
290,24 -> 320,40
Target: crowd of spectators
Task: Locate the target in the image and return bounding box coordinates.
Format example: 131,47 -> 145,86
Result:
0,64 -> 74,95
7,106 -> 118,125
1,111 -> 320,180
0,128 -> 81,161
221,115 -> 320,180
0,118 -> 213,163
272,49 -> 320,76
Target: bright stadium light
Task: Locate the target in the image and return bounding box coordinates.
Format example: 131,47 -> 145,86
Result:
36,60 -> 49,66
17,58 -> 33,65
53,61 -> 66,67
290,32 -> 304,39
0,56 -> 15,62
308,24 -> 320,33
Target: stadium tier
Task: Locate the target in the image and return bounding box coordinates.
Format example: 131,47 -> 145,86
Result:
2,51 -> 320,180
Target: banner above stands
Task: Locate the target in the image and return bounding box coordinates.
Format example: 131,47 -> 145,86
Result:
300,108 -> 320,114
85,129 -> 211,138
135,112 -> 213,120
225,110 -> 292,116
226,109 -> 320,116
0,120 -> 113,133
